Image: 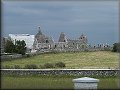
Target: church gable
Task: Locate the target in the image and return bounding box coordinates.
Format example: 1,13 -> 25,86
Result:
58,32 -> 67,42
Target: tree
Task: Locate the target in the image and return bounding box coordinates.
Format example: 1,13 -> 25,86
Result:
4,40 -> 15,53
112,43 -> 120,52
5,40 -> 27,55
15,40 -> 26,55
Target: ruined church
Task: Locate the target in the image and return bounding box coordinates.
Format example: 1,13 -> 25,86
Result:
33,27 -> 88,52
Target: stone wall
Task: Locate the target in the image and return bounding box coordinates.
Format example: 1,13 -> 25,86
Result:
1,54 -> 22,61
1,69 -> 119,77
35,43 -> 111,53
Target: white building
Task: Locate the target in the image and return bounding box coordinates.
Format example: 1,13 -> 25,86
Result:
9,34 -> 34,49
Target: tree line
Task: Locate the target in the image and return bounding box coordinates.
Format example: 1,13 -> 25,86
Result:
4,39 -> 120,55
5,40 -> 26,55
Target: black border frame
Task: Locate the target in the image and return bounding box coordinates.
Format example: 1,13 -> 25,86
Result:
0,0 -> 120,90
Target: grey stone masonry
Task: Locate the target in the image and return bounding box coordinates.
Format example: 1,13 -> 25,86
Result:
1,69 -> 119,77
32,28 -> 111,52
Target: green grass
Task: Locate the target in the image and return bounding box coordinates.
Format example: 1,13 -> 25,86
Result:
1,75 -> 73,89
1,75 -> 119,89
2,51 -> 119,69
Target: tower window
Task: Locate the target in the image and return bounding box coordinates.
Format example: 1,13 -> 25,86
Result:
46,40 -> 49,43
55,45 -> 57,48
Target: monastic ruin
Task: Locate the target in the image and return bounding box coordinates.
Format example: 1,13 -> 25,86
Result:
32,27 -> 110,52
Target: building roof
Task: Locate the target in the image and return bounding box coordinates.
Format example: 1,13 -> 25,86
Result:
35,27 -> 53,43
58,32 -> 67,42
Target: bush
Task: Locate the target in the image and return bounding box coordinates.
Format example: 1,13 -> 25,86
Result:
44,63 -> 54,68
24,64 -> 38,69
112,43 -> 120,52
22,54 -> 27,58
14,65 -> 21,69
4,65 -> 13,69
1,66 -> 5,69
39,65 -> 45,69
26,54 -> 30,57
55,62 -> 66,68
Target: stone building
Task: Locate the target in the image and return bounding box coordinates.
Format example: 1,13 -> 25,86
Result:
33,27 -> 54,51
54,32 -> 68,51
67,34 -> 88,51
1,27 -> 111,54
33,27 -> 88,52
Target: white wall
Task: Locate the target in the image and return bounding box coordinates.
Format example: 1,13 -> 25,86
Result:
9,34 -> 34,49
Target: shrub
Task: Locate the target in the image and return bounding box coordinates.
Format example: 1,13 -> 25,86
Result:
24,64 -> 38,69
22,54 -> 27,58
44,63 -> 54,68
4,65 -> 13,69
14,65 -> 21,69
39,65 -> 45,69
112,43 -> 120,52
55,62 -> 66,68
1,66 -> 5,69
26,54 -> 30,57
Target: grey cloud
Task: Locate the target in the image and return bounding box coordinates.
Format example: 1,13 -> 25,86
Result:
2,1 -> 119,44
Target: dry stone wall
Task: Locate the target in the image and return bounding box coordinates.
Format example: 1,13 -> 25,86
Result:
1,69 -> 119,77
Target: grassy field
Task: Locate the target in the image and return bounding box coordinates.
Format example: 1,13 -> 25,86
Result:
1,75 -> 119,89
2,51 -> 119,69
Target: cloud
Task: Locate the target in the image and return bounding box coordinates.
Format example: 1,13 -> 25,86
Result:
2,0 -> 119,44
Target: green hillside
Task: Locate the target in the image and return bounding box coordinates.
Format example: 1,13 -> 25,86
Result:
2,51 -> 119,69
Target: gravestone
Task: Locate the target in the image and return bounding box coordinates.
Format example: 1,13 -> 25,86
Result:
73,77 -> 99,90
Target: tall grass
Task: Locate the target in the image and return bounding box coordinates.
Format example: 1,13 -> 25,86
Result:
1,75 -> 119,89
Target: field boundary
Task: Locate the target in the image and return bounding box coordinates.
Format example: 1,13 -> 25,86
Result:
1,69 -> 118,70
1,69 -> 119,77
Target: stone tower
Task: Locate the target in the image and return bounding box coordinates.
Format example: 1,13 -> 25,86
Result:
58,32 -> 67,42
35,26 -> 46,43
79,34 -> 88,44
33,26 -> 54,50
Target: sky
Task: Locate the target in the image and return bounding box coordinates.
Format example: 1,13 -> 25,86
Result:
2,0 -> 119,45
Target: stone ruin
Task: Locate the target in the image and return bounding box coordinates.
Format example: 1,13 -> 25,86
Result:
32,27 -> 111,52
